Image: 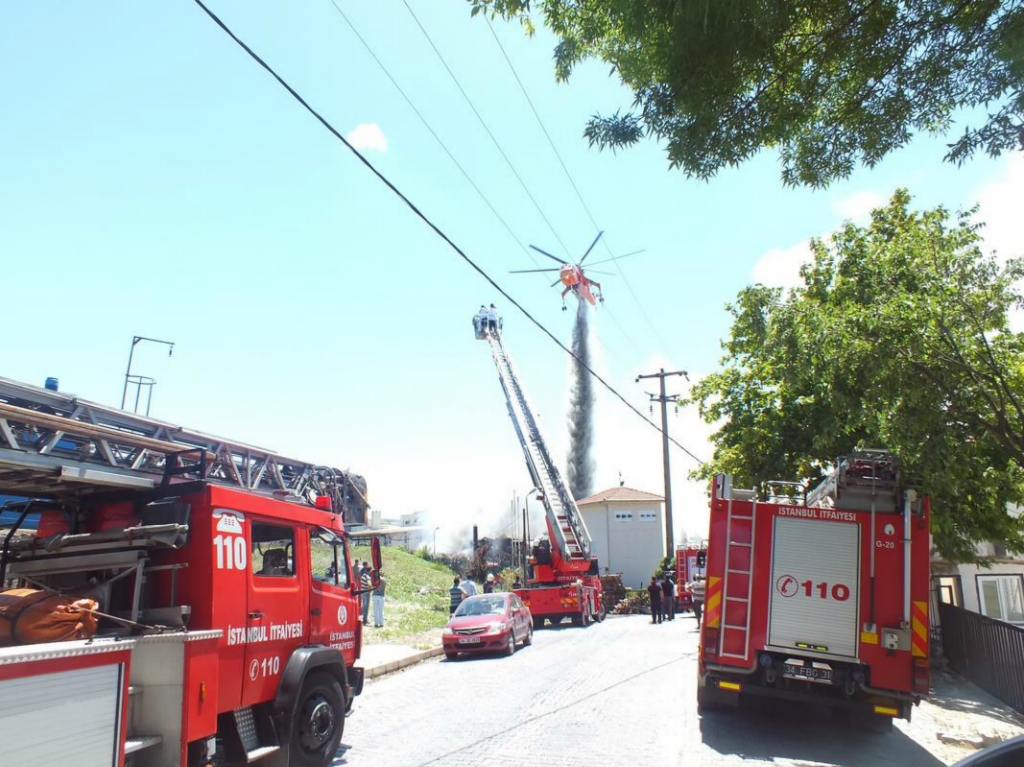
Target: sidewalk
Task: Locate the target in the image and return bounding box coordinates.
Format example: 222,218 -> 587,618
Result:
357,642 -> 444,679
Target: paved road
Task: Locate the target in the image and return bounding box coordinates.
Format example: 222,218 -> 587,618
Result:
334,614 -> 977,767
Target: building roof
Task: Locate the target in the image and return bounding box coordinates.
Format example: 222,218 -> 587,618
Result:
577,486 -> 665,505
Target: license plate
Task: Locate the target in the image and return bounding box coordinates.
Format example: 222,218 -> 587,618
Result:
458,637 -> 481,644
783,663 -> 832,684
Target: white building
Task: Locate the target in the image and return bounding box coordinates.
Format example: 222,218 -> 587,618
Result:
933,540 -> 1024,626
577,487 -> 665,590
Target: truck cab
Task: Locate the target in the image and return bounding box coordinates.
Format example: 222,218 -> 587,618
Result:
0,375 -> 379,767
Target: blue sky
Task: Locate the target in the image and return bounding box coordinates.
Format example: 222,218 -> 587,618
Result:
1,1 -> 1021,550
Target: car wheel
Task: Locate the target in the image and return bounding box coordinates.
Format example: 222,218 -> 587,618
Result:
290,671 -> 344,767
444,651 -> 458,661
505,630 -> 516,656
522,625 -> 533,646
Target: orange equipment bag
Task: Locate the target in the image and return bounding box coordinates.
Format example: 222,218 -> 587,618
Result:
0,588 -> 99,646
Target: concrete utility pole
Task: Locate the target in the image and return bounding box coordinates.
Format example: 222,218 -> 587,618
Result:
636,368 -> 689,560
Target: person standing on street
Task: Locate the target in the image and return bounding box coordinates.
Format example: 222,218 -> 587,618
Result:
662,575 -> 676,622
372,570 -> 387,627
459,574 -> 478,598
483,573 -> 496,594
360,563 -> 373,626
647,576 -> 663,624
688,575 -> 706,627
449,577 -> 466,615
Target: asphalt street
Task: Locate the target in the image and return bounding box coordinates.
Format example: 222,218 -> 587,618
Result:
333,613 -> 998,767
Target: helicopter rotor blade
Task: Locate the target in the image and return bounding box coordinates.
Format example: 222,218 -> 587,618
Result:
578,230 -> 604,265
529,244 -> 568,265
583,249 -> 645,268
550,278 -> 562,288
510,268 -> 561,274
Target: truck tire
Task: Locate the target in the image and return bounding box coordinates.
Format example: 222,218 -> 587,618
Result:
850,709 -> 894,733
533,617 -> 543,630
291,671 -> 345,767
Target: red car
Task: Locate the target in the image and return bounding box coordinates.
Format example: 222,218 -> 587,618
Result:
443,593 -> 534,659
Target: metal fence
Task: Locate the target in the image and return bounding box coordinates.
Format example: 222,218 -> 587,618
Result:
939,602 -> 1024,715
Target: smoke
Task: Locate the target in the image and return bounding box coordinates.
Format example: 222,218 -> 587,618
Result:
567,300 -> 595,499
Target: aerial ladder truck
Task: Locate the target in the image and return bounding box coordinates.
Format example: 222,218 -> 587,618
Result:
475,317 -> 604,627
0,374 -> 379,767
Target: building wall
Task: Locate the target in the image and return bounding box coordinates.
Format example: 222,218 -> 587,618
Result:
933,540 -> 1024,626
581,501 -> 665,589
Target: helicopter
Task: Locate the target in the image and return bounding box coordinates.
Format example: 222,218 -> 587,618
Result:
511,231 -> 643,310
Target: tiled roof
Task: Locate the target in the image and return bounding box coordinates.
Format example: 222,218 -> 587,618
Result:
577,486 -> 664,505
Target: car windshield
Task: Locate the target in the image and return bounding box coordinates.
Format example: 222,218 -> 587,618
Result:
454,596 -> 507,617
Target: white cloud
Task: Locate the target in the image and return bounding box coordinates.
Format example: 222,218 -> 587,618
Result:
972,153 -> 1024,262
346,123 -> 387,153
750,238 -> 815,290
832,190 -> 885,223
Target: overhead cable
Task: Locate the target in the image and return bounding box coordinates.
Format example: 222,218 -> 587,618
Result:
190,0 -> 705,466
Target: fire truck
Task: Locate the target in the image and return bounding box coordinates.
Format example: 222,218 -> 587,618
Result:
0,375 -> 379,766
697,450 -> 931,727
674,543 -> 706,613
475,318 -> 604,627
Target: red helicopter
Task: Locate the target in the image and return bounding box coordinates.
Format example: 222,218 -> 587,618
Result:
511,231 -> 643,310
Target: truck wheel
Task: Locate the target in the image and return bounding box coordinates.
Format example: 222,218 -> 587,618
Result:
571,614 -> 583,626
533,617 -> 543,630
850,709 -> 894,733
291,671 -> 345,767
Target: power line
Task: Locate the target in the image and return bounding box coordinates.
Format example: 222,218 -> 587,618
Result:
484,17 -> 675,359
324,0 -> 546,276
402,0 -> 573,259
190,0 -> 705,466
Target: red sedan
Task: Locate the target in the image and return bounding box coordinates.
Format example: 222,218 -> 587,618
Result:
443,593 -> 534,659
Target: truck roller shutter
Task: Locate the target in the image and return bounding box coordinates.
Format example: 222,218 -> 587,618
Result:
769,517 -> 860,659
0,664 -> 121,766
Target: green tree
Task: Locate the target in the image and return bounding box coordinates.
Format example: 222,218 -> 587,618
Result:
473,0 -> 1024,186
687,190 -> 1024,560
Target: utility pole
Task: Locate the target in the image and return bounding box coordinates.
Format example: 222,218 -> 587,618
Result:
636,368 -> 689,560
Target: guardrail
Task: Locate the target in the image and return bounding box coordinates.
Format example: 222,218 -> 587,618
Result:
939,602 -> 1024,715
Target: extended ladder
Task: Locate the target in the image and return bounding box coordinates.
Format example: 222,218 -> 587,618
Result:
484,331 -> 592,565
0,375 -> 367,522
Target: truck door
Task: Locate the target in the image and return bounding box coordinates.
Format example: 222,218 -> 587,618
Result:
309,527 -> 360,666
243,519 -> 308,706
768,516 -> 861,658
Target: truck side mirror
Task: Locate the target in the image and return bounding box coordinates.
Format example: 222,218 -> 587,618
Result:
371,537 -> 382,576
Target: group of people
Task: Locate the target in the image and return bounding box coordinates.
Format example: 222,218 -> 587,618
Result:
472,304 -> 501,339
358,560 -> 387,628
646,572 -> 707,626
448,572 -> 510,613
647,573 -> 677,624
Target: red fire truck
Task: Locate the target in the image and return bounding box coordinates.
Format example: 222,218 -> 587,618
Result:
674,543 -> 706,613
0,375 -> 379,766
476,319 -> 604,627
697,451 -> 931,727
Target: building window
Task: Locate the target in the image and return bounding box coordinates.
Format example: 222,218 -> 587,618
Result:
614,511 -> 633,523
934,575 -> 962,607
639,511 -> 657,522
977,574 -> 1024,623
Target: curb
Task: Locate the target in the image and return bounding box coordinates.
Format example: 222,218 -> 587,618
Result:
361,646 -> 444,679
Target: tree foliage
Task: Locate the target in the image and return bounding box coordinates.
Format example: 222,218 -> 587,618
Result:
472,0 -> 1024,186
687,190 -> 1024,561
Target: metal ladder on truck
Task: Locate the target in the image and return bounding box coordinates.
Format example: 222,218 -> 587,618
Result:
483,330 -> 592,567
716,476 -> 757,662
0,375 -> 363,518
